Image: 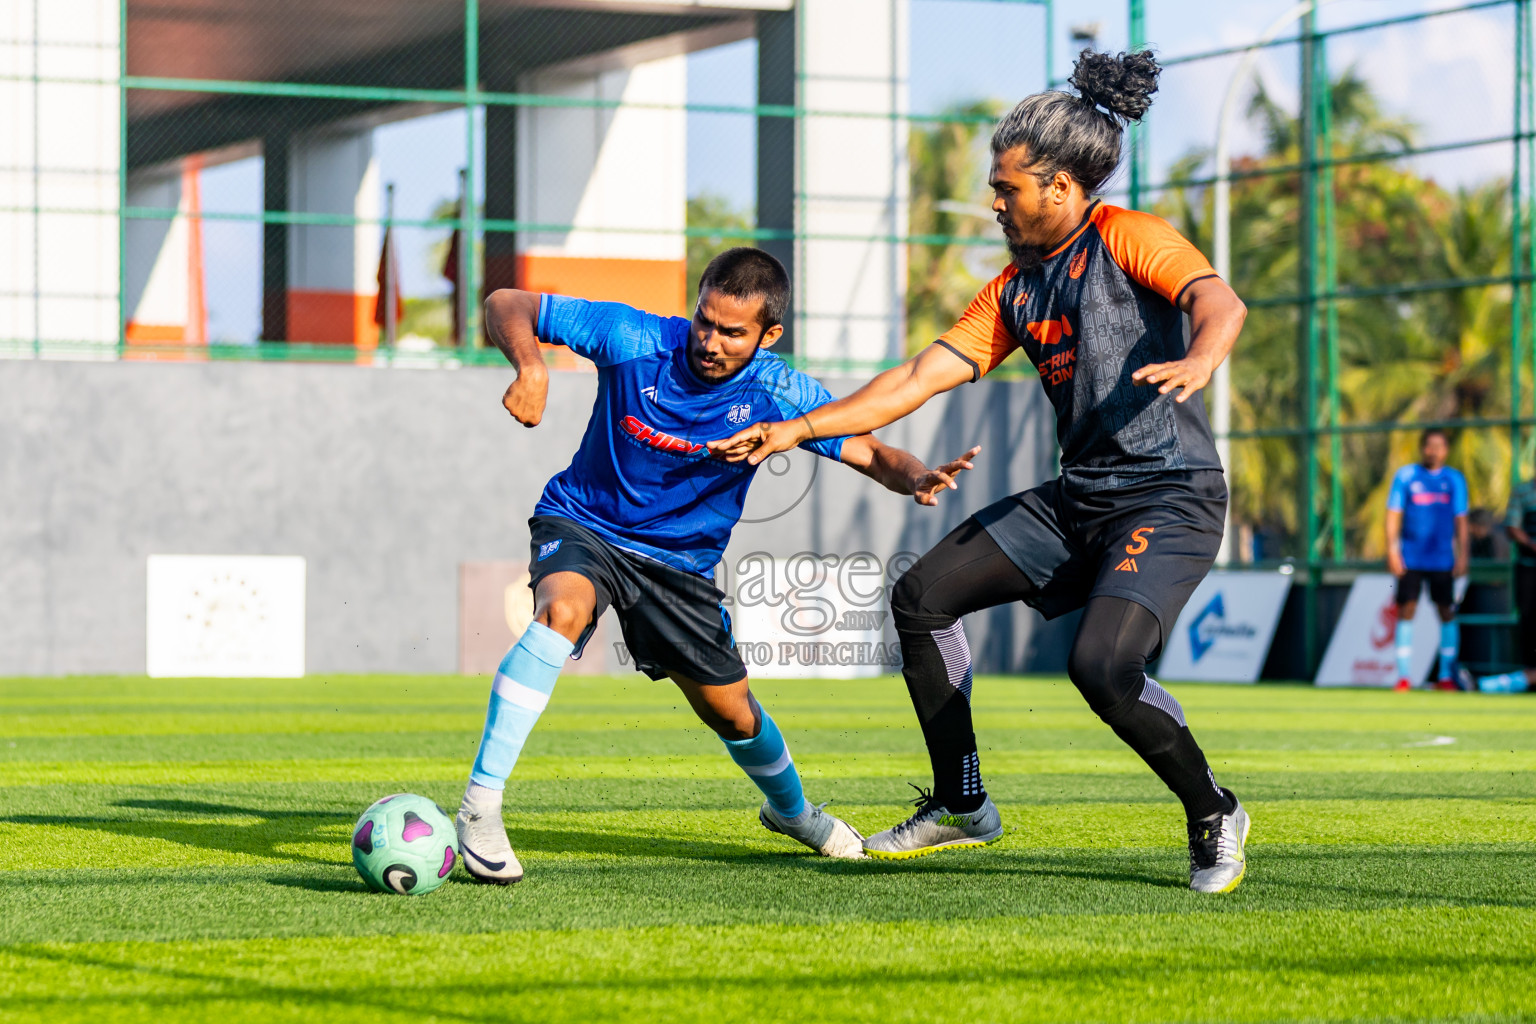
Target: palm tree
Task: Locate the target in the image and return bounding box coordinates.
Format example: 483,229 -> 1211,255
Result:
907,100 -> 1007,355
1158,67 -> 1516,560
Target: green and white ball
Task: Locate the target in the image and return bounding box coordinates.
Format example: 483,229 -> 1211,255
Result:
351,793 -> 457,895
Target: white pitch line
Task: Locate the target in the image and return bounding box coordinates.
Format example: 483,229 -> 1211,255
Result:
1405,736 -> 1458,747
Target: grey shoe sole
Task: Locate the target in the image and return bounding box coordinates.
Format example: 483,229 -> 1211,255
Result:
863,825 -> 1005,861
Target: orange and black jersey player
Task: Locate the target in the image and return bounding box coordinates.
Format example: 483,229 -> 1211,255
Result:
710,51 -> 1253,890
939,199 -> 1223,494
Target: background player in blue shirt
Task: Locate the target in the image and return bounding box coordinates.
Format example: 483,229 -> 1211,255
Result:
455,248 -> 980,882
1386,428 -> 1470,689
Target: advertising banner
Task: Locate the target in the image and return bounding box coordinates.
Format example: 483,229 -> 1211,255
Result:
1158,571 -> 1292,683
146,555 -> 305,677
1315,573 -> 1469,687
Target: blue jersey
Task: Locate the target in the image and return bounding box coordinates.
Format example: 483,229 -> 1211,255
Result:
1387,463 -> 1468,571
532,294 -> 849,576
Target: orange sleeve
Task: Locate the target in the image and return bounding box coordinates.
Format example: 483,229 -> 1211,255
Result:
1093,205 -> 1218,305
936,267 -> 1021,381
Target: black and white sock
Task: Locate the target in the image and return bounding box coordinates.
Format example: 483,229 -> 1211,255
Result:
1105,674 -> 1233,821
898,620 -> 987,813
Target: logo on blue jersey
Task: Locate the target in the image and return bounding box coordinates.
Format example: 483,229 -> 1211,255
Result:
537,539 -> 562,561
726,403 -> 753,426
620,414 -> 707,457
641,386 -> 658,403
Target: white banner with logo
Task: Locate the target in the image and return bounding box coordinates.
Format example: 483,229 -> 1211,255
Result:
1315,573 -> 1469,687
147,555 -> 306,677
1157,571 -> 1292,683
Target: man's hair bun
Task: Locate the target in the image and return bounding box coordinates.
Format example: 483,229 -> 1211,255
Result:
1068,49 -> 1161,123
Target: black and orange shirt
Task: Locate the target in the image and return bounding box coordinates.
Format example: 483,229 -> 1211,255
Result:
938,200 -> 1223,494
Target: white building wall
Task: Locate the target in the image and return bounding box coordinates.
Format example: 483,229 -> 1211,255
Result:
518,55 -> 687,262
516,52 -> 688,315
0,0 -> 120,355
123,167 -> 188,335
797,0 -> 910,365
287,129 -> 381,345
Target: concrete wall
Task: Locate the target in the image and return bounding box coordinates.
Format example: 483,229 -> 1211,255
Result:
0,358 -> 1066,677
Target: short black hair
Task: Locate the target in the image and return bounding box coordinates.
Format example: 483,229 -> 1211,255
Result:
991,49 -> 1161,195
697,247 -> 790,330
1421,427 -> 1451,448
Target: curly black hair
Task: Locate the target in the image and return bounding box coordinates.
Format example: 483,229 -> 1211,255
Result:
991,49 -> 1162,194
1069,49 -> 1161,123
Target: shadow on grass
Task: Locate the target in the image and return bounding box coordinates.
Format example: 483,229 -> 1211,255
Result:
114,798 -> 342,818
9,931 -> 1533,1022
1,799 -> 355,867
5,944 -> 486,1023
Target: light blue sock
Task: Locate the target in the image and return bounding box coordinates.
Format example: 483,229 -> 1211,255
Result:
721,708 -> 806,819
1438,620 -> 1460,681
1478,672 -> 1529,694
469,622 -> 573,790
1395,619 -> 1413,682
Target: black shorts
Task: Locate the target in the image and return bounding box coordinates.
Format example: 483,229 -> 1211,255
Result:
973,470 -> 1227,641
1396,569 -> 1456,608
527,515 -> 746,686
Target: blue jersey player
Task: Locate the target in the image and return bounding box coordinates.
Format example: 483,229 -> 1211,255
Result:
455,248 -> 980,883
1386,428 -> 1469,690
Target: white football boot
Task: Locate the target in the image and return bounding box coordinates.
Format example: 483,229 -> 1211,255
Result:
1188,788 -> 1250,894
455,787 -> 524,885
759,800 -> 866,858
861,787 -> 1003,860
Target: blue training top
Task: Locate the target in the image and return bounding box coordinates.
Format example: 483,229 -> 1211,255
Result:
532,294 -> 849,576
1386,463 -> 1469,571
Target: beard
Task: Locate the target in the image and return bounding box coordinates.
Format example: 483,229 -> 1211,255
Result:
1007,239 -> 1049,273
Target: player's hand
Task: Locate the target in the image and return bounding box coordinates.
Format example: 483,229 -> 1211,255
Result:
1132,355 -> 1215,403
910,445 -> 981,506
1386,547 -> 1406,578
708,418 -> 811,464
502,365 -> 548,427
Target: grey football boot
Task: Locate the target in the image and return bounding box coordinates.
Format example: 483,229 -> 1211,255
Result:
759,800 -> 866,858
862,787 -> 1004,860
455,794 -> 524,885
1188,788 -> 1250,893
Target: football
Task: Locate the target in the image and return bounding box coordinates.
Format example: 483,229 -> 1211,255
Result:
350,793 -> 457,895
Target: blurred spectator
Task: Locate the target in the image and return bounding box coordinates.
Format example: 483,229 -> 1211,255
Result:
1468,508 -> 1507,560
1385,428 -> 1468,689
1505,477 -> 1536,667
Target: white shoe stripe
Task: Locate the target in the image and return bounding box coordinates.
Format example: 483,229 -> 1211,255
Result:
739,748 -> 794,777
492,672 -> 551,712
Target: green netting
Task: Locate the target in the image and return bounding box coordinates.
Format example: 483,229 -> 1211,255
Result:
6,0 -> 1534,671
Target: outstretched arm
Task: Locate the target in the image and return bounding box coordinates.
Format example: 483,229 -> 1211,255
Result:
1385,508 -> 1406,577
1454,514 -> 1470,578
484,288 -> 549,427
708,342 -> 975,465
838,437 -> 981,506
1130,276 -> 1246,403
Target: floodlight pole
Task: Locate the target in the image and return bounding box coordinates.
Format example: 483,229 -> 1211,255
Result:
1212,0 -> 1339,564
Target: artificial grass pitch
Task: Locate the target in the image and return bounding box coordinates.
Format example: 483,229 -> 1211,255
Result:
1,675 -> 1533,1023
